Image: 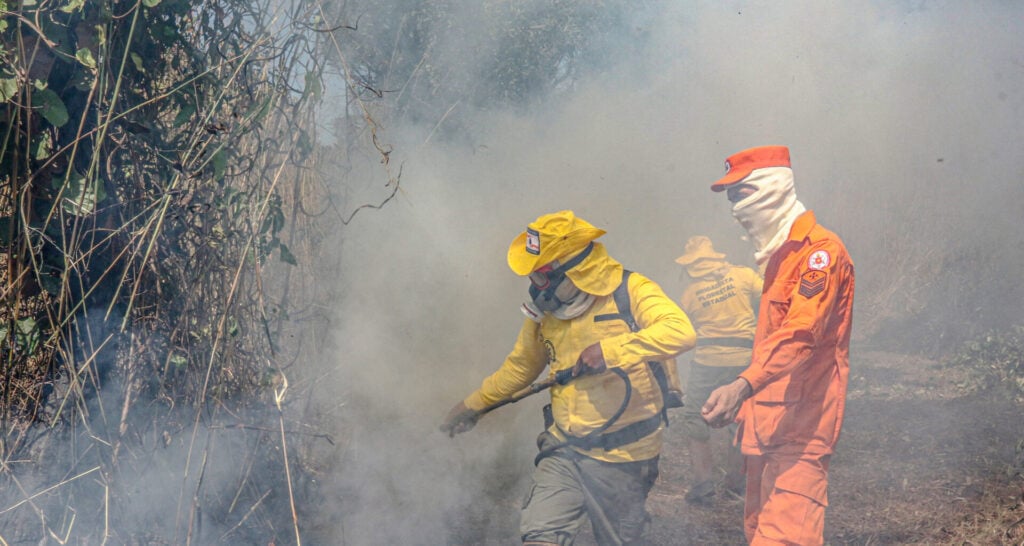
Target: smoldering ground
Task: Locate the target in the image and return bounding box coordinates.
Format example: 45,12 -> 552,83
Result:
315,1 -> 1024,544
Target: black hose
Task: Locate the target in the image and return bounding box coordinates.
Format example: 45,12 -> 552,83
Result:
534,367 -> 632,465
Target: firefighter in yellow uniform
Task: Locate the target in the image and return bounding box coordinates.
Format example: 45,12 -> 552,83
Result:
441,210 -> 696,546
675,236 -> 762,504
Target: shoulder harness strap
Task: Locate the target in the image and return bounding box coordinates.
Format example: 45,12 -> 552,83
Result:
612,270 -> 671,426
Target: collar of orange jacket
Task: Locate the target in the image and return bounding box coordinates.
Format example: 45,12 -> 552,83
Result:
788,210 -> 818,242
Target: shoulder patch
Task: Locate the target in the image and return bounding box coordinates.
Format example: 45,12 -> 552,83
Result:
799,269 -> 827,298
808,250 -> 831,270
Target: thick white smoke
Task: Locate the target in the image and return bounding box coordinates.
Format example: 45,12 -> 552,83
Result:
319,2 -> 1024,543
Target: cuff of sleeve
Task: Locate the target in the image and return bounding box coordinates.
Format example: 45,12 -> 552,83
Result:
463,391 -> 487,412
738,369 -> 763,393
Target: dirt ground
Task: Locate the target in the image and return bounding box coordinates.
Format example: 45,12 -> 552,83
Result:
645,349 -> 1024,546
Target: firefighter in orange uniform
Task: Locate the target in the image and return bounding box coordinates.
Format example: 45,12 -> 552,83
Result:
700,146 -> 855,545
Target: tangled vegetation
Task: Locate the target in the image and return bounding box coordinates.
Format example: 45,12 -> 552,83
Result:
0,0 -> 395,541
1,0 -> 649,541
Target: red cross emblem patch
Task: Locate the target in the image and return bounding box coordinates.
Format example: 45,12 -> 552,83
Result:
808,250 -> 831,270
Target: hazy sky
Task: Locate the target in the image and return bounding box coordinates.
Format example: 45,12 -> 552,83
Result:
322,2 -> 1024,543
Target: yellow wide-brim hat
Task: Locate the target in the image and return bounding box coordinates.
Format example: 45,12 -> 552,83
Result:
674,235 -> 726,266
507,210 -> 606,275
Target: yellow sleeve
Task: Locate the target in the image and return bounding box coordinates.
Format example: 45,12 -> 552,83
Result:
599,273 -> 697,369
464,319 -> 548,411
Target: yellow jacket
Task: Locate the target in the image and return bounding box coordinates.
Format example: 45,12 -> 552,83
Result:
465,248 -> 695,463
679,264 -> 762,368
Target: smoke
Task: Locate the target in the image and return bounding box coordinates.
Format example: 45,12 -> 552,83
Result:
318,1 -> 1024,544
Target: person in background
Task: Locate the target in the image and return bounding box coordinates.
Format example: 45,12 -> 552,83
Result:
674,235 -> 762,505
700,146 -> 855,545
441,210 -> 696,546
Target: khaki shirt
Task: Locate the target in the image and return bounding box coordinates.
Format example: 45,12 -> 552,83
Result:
679,264 -> 762,368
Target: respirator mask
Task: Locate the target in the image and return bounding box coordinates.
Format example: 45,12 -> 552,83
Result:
521,243 -> 595,322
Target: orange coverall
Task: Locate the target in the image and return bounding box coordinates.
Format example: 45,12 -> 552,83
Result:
736,210 -> 855,546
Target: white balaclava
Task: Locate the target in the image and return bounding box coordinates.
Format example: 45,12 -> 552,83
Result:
730,166 -> 806,269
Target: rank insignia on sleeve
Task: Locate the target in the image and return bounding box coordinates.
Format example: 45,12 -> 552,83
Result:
799,269 -> 827,298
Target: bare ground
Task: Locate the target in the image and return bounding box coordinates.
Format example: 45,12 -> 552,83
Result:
646,349 -> 1024,546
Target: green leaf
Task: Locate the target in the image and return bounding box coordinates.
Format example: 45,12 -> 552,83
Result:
173,103 -> 195,127
130,52 -> 146,73
75,48 -> 97,69
55,171 -> 107,216
295,129 -> 312,159
34,88 -> 70,127
303,71 -> 322,101
170,353 -> 188,370
32,131 -> 53,160
0,78 -> 17,102
212,149 -> 227,181
39,18 -> 73,58
68,66 -> 95,91
38,262 -> 63,295
17,317 -> 41,355
60,0 -> 85,12
279,243 -> 297,266
249,96 -> 273,124
0,317 -> 42,354
261,198 -> 285,235
142,0 -> 162,6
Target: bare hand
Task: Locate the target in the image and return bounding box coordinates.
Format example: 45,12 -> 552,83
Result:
701,378 -> 752,428
439,401 -> 479,438
572,342 -> 607,377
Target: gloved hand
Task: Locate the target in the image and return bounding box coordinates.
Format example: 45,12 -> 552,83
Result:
439,401 -> 479,438
571,342 -> 607,378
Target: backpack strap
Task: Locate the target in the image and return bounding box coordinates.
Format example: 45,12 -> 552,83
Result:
610,270 -> 671,426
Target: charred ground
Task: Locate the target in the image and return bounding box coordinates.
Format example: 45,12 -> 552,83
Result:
442,344 -> 1024,545
646,348 -> 1024,546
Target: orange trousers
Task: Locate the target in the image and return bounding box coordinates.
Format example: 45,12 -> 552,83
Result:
743,453 -> 830,546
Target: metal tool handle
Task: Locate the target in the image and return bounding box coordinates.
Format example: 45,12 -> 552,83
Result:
474,368 -> 576,418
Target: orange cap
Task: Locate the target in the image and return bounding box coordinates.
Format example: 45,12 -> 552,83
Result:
711,145 -> 791,192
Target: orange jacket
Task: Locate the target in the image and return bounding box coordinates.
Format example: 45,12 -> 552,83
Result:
737,211 -> 855,457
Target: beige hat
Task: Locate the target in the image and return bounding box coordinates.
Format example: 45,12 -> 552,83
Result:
674,235 -> 726,266
507,210 -> 606,275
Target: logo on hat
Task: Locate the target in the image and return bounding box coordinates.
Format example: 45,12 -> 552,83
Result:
526,228 -> 541,255
724,160 -> 731,173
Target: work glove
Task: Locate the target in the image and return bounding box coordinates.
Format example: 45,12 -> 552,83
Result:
571,342 -> 607,378
440,401 -> 479,438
